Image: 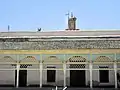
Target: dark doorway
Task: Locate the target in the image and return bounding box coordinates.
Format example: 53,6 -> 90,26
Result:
70,70 -> 86,87
47,70 -> 56,82
15,70 -> 27,87
19,70 -> 27,87
99,70 -> 109,83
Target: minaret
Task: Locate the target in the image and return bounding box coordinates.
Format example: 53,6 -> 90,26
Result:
66,12 -> 79,30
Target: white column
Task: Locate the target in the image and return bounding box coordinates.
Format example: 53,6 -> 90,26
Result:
114,62 -> 117,88
16,64 -> 20,88
89,62 -> 93,88
63,63 -> 66,87
40,62 -> 43,88
114,54 -> 117,88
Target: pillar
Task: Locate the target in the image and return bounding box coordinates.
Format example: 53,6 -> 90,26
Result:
114,62 -> 117,88
89,54 -> 93,88
63,54 -> 67,87
16,64 -> 20,88
63,63 -> 66,87
89,62 -> 93,88
114,53 -> 117,88
40,63 -> 43,88
40,55 -> 43,88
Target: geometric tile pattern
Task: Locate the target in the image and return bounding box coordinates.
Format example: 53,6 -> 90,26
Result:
94,56 -> 113,62
70,64 -> 85,68
42,56 -> 62,63
1,40 -> 120,50
20,64 -> 32,68
0,56 -> 16,63
68,56 -> 86,62
20,56 -> 39,63
11,64 -> 32,68
68,56 -> 86,68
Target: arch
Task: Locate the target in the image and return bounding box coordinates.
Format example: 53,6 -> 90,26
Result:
67,56 -> 87,62
20,56 -> 39,63
94,56 -> 113,62
42,56 -> 62,63
0,56 -> 16,63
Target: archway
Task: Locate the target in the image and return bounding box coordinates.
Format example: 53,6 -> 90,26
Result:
42,56 -> 63,87
0,55 -> 16,87
67,56 -> 87,87
93,56 -> 114,88
17,56 -> 39,87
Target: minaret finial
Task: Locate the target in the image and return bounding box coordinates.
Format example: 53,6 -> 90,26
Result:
71,12 -> 73,17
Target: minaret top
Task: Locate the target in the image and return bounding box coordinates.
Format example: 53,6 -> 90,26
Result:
66,12 -> 79,31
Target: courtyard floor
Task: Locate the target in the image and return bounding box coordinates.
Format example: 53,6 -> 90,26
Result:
0,87 -> 119,90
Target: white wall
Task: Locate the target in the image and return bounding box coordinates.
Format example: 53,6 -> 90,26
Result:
27,70 -> 40,85
42,70 -> 64,86
0,65 -> 15,85
0,70 -> 15,85
0,66 -> 14,85
92,64 -> 115,86
41,64 -> 116,86
0,64 -> 117,86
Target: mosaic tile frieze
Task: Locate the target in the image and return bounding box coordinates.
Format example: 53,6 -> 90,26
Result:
0,40 -> 120,50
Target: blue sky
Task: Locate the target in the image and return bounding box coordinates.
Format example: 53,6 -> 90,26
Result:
0,0 -> 120,31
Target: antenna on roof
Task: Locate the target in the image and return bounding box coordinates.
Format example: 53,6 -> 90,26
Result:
8,25 -> 10,32
65,11 -> 70,20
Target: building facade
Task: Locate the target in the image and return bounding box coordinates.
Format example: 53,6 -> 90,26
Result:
0,15 -> 120,88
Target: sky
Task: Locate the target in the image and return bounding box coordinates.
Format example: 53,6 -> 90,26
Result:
0,0 -> 120,32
